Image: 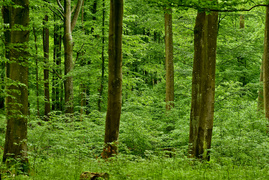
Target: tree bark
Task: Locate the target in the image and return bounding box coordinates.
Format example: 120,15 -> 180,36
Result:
63,0 -> 83,114
3,0 -> 30,173
33,27 -> 40,117
53,13 -> 63,111
98,0 -> 106,112
263,6 -> 269,122
43,15 -> 50,119
103,0 -> 123,158
188,10 -> 218,161
165,7 -> 174,110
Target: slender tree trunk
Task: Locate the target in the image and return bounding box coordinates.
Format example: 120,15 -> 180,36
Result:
79,0 -> 87,116
165,7 -> 174,110
103,0 -> 124,158
188,10 -> 218,161
263,6 -> 269,123
63,0 -> 83,114
258,60 -> 264,111
53,14 -> 63,111
33,27 -> 40,117
98,0 -> 106,111
64,0 -> 74,114
43,15 -> 50,119
3,0 -> 30,173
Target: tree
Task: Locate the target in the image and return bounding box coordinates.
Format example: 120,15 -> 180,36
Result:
52,12 -> 63,111
188,10 -> 218,160
103,0 -> 124,158
2,0 -> 30,173
43,14 -> 50,119
164,7 -> 174,110
60,0 -> 83,113
263,5 -> 269,123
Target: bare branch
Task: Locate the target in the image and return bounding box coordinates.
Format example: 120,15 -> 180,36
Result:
57,0 -> 64,12
48,6 -> 64,21
72,4 -> 77,14
71,0 -> 83,32
210,4 -> 268,12
175,3 -> 269,12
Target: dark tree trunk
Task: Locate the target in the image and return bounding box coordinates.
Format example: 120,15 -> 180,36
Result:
98,0 -> 106,112
188,10 -> 218,161
2,0 -> 30,173
33,27 -> 40,116
43,15 -> 50,119
164,7 -> 174,110
53,14 -> 63,111
103,0 -> 123,158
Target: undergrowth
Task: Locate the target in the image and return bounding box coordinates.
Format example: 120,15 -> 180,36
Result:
1,86 -> 269,179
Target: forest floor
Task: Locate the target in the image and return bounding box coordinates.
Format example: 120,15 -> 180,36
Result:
0,100 -> 269,179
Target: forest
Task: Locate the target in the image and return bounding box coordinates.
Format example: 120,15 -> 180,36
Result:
1,0 -> 269,179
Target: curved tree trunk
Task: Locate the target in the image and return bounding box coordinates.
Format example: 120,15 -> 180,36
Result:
188,10 -> 218,161
103,0 -> 123,158
2,0 -> 30,173
165,7 -> 174,110
63,0 -> 83,114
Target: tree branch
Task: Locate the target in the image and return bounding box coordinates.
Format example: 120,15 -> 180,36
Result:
48,6 -> 64,21
174,3 -> 269,12
57,0 -> 64,12
210,4 -> 268,12
71,0 -> 83,32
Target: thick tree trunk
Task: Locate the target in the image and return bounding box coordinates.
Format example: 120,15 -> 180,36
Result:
165,8 -> 174,110
103,0 -> 123,158
43,15 -> 50,119
263,6 -> 269,122
3,0 -> 30,173
188,10 -> 218,161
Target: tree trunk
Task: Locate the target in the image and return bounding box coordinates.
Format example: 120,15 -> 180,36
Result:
98,0 -> 106,112
165,7 -> 174,110
43,15 -> 50,119
103,0 -> 123,158
63,0 -> 83,114
33,27 -> 40,117
258,60 -> 264,111
188,10 -> 218,161
3,0 -> 30,173
53,13 -> 63,111
64,0 -> 74,114
263,6 -> 269,123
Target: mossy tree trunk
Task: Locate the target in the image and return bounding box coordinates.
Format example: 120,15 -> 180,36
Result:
165,7 -> 174,110
2,0 -> 30,173
188,10 -> 218,161
103,0 -> 123,158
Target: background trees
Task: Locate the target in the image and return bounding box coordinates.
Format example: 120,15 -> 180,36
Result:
1,0 -> 269,178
